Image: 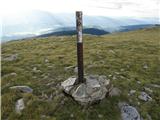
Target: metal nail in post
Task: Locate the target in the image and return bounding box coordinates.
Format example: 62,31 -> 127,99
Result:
76,11 -> 84,83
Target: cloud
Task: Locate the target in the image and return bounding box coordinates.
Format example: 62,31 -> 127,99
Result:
0,0 -> 159,18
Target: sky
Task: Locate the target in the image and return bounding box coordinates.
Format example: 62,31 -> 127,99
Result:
0,0 -> 159,18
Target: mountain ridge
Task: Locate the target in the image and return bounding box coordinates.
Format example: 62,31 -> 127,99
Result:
2,10 -> 159,42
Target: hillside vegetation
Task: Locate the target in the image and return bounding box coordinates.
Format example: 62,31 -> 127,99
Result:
1,27 -> 160,120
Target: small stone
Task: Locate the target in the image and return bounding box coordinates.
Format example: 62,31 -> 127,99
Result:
46,81 -> 56,86
109,87 -> 121,97
10,73 -> 17,76
33,67 -> 37,71
137,81 -> 141,84
138,92 -> 152,101
112,76 -> 116,80
10,86 -> 33,93
48,94 -> 53,101
2,73 -> 17,78
70,113 -> 74,118
32,67 -> 41,73
64,66 -> 75,71
143,64 -> 148,69
120,76 -> 125,79
120,68 -> 125,72
43,76 -> 48,79
87,64 -> 94,69
44,59 -> 49,63
144,87 -> 153,93
115,72 -> 120,75
60,100 -> 65,105
98,114 -> 103,118
74,67 -> 78,73
15,98 -> 25,114
118,102 -> 141,120
32,76 -> 37,79
108,74 -> 112,77
2,54 -> 18,61
149,84 -> 160,88
109,50 -> 116,54
129,90 -> 136,96
48,65 -> 53,68
126,65 -> 130,68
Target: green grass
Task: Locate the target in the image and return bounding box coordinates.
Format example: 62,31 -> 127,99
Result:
1,27 -> 160,120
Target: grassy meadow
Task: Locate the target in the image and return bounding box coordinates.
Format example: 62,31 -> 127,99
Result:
1,27 -> 160,120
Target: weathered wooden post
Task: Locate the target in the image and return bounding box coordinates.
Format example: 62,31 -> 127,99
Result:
76,11 -> 84,83
61,12 -> 111,105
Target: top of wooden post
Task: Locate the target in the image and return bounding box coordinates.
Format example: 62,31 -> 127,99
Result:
76,11 -> 83,43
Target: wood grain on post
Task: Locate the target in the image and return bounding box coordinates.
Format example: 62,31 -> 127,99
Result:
76,11 -> 84,83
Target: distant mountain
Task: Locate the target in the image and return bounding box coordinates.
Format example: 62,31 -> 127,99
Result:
119,24 -> 156,32
38,28 -> 109,37
1,10 -> 159,42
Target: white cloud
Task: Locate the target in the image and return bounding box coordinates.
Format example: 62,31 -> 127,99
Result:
0,0 -> 159,18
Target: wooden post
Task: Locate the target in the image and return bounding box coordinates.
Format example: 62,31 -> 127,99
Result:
76,11 -> 84,83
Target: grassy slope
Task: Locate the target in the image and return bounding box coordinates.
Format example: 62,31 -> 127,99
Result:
1,27 -> 160,120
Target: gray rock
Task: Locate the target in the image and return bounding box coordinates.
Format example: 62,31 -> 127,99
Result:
138,92 -> 152,101
70,113 -> 74,118
109,50 -> 116,54
137,81 -> 141,84
48,65 -> 53,68
120,68 -> 125,72
61,75 -> 111,105
118,102 -> 141,120
144,87 -> 153,93
10,86 -> 33,93
143,64 -> 148,69
108,74 -> 112,77
109,87 -> 121,97
15,98 -> 25,114
149,84 -> 160,88
98,114 -> 103,118
2,72 -> 17,78
44,59 -> 49,63
10,73 -> 17,76
64,66 -> 75,71
115,72 -> 120,75
112,76 -> 116,80
87,64 -> 95,69
74,67 -> 78,73
2,54 -> 18,61
32,67 -> 41,73
129,90 -> 136,96
61,77 -> 77,94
